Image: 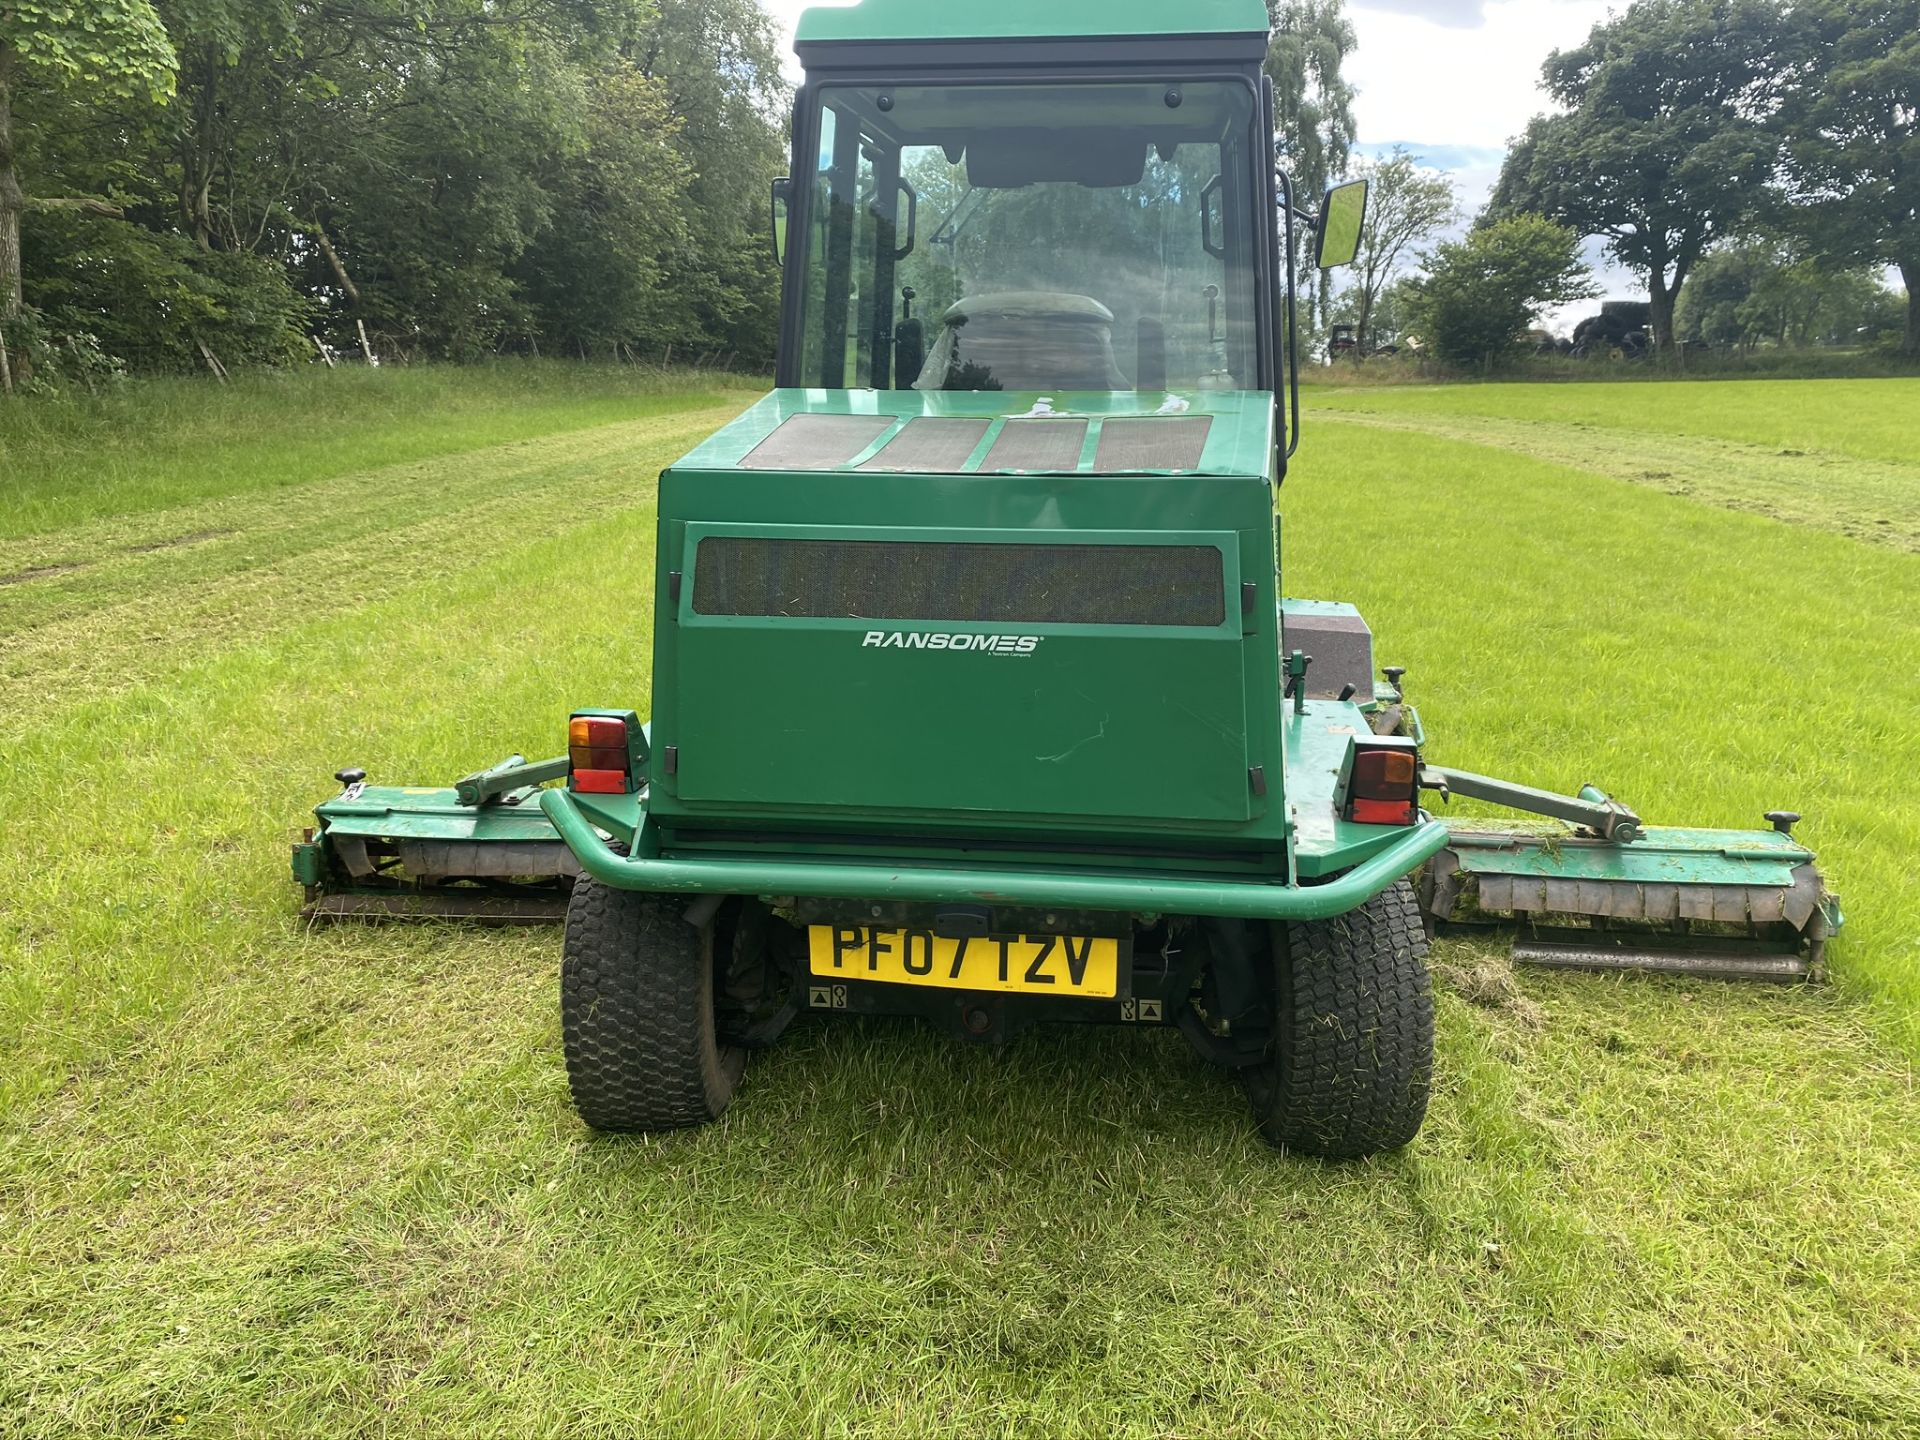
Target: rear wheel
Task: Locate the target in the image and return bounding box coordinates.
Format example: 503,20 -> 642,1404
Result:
1242,880 -> 1434,1158
561,879 -> 745,1133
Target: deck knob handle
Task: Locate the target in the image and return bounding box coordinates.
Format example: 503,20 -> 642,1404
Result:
335,767 -> 367,788
1384,666 -> 1407,687
1765,810 -> 1801,835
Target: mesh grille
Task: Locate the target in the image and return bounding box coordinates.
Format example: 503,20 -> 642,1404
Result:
983,419 -> 1090,472
692,538 -> 1225,627
859,417 -> 993,472
1093,416 -> 1214,472
740,414 -> 893,470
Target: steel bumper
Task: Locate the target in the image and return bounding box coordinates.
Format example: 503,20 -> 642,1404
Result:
540,789 -> 1450,922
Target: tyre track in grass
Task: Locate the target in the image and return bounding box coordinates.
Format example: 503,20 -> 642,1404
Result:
0,404 -> 743,737
1322,410 -> 1920,552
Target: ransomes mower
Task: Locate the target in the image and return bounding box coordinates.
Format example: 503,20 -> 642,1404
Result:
291,0 -> 1840,1157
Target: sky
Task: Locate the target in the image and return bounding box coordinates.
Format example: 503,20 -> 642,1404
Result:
761,0 -> 1636,315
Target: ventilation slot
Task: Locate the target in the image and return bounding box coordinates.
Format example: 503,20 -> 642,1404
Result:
983,419 -> 1090,472
740,414 -> 893,470
692,538 -> 1225,627
1093,416 -> 1214,472
858,417 -> 993,472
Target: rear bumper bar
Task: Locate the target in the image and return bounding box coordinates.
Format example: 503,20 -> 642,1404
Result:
540,790 -> 1448,922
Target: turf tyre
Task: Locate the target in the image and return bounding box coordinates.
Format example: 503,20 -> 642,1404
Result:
1244,879 -> 1434,1158
561,879 -> 745,1133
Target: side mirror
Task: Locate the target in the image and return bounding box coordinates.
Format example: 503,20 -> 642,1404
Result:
1316,179 -> 1369,271
771,177 -> 792,265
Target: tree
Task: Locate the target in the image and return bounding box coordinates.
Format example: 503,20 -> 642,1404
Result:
1776,1 -> 1920,357
1400,214 -> 1596,368
1266,0 -> 1357,329
1339,149 -> 1456,357
7,0 -> 788,372
0,0 -> 175,324
628,0 -> 789,360
1488,0 -> 1785,352
1677,239 -> 1903,351
513,62 -> 695,355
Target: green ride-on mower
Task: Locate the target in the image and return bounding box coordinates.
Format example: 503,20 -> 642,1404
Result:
291,0 -> 1840,1157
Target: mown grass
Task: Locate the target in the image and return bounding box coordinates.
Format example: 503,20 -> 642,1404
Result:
1313,375 -> 1920,465
0,360 -> 762,540
1305,349 -> 1920,391
2,369 -> 1917,1436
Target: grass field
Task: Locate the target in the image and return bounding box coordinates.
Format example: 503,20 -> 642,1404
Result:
2,368 -> 1917,1437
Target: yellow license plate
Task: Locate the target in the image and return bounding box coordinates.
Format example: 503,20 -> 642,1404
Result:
808,926 -> 1120,998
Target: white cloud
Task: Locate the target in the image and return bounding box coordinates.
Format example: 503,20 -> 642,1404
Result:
1346,1 -> 1611,151
1355,0 -> 1497,27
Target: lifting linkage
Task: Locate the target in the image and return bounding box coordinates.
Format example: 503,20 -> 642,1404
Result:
1422,766 -> 1647,842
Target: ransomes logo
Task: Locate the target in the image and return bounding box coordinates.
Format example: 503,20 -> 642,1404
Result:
862,631 -> 1042,657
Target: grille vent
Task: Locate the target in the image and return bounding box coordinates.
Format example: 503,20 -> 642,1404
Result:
692,537 -> 1225,628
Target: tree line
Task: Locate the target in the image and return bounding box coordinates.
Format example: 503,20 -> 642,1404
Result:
0,0 -> 787,391
1492,0 -> 1916,360
3,0 -> 1909,390
1329,0 -> 1914,367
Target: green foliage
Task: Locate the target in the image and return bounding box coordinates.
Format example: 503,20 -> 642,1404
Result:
630,0 -> 788,359
513,64 -> 694,356
1775,0 -> 1920,356
1265,0 -> 1357,326
1338,150 -> 1457,355
1676,240 -> 1905,351
0,304 -> 125,395
6,0 -> 789,374
23,209 -> 310,370
1400,216 -> 1595,368
0,0 -> 176,100
1489,0 -> 1786,348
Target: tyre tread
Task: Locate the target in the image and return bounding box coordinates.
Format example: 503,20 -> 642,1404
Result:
1255,880 -> 1434,1158
561,880 -> 743,1133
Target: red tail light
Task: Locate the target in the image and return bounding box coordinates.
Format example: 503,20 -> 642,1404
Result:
1349,746 -> 1418,826
569,712 -> 636,794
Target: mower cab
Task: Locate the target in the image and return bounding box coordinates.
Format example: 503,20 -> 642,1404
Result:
294,0 -> 1839,1157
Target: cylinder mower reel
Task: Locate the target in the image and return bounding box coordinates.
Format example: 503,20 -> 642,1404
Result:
1421,801 -> 1836,984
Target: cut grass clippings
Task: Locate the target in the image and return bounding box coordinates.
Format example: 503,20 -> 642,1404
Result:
2,368 -> 1917,1437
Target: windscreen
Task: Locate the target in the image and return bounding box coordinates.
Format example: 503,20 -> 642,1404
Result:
795,81 -> 1264,394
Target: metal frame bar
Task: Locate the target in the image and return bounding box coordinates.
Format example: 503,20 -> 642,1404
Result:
452,755 -> 569,808
1421,765 -> 1644,843
1276,168 -> 1301,466
543,789 -> 1447,921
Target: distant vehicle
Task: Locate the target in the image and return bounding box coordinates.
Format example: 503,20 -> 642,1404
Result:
1329,323 -> 1398,360
1571,300 -> 1653,360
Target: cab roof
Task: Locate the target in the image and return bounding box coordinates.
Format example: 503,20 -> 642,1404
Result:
794,0 -> 1272,45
